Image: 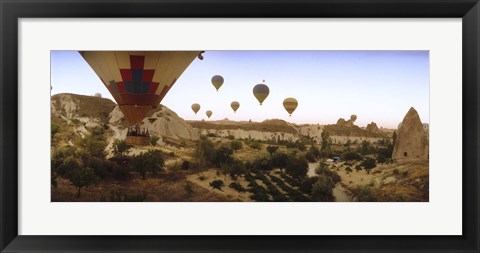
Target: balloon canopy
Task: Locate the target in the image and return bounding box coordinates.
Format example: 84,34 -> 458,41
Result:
211,75 -> 224,91
283,97 -> 298,116
206,110 -> 213,118
230,101 -> 240,113
79,51 -> 201,125
253,83 -> 270,105
191,103 -> 201,114
350,114 -> 357,122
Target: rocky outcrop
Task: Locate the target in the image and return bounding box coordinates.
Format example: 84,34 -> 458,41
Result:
336,117 -> 355,128
366,122 -> 379,133
51,93 -> 199,144
392,107 -> 429,161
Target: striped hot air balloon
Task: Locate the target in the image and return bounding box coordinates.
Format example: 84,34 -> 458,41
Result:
79,51 -> 201,125
211,75 -> 224,91
230,101 -> 240,113
283,97 -> 298,116
191,103 -> 201,114
206,110 -> 213,118
253,83 -> 270,105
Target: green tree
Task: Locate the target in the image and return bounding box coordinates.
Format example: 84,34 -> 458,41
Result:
311,174 -> 335,201
69,167 -> 98,198
359,140 -> 372,155
75,131 -> 108,158
266,145 -> 279,155
192,137 -> 216,170
132,150 -> 164,179
305,145 -> 320,162
320,131 -> 332,152
286,156 -> 308,180
361,157 -> 376,173
111,139 -> 132,157
213,147 -> 233,167
271,151 -> 289,173
221,159 -> 246,180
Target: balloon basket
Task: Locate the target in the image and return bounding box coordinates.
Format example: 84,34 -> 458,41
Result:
125,135 -> 150,146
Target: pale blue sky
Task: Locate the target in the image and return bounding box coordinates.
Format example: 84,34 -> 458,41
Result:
51,50 -> 429,128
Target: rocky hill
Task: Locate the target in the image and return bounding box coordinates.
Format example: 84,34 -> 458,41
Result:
51,93 -> 198,147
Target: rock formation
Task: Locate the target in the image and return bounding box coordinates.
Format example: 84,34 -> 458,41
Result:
51,93 -> 199,144
366,122 -> 379,133
392,107 -> 429,161
336,118 -> 347,127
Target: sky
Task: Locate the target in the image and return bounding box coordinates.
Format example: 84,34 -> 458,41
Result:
51,50 -> 429,129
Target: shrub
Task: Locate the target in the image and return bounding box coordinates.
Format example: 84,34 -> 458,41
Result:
150,134 -> 160,146
184,181 -> 194,195
249,141 -> 262,150
230,140 -> 243,151
353,186 -> 377,202
109,189 -> 147,202
210,180 -> 224,191
111,139 -> 132,157
229,182 -> 246,192
266,145 -> 279,155
342,151 -> 363,161
181,160 -> 190,170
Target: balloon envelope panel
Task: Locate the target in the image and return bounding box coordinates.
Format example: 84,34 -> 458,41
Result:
80,51 -> 200,124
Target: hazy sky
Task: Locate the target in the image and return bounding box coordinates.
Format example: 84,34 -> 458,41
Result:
51,50 -> 429,128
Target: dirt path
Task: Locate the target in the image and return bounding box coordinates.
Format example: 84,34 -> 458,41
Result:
307,163 -> 317,177
332,183 -> 352,202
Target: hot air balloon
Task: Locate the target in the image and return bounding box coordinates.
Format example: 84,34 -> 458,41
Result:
80,51 -> 200,126
211,75 -> 224,91
191,103 -> 201,114
350,114 -> 357,122
230,101 -> 240,113
253,83 -> 270,105
283,97 -> 298,116
206,110 -> 213,118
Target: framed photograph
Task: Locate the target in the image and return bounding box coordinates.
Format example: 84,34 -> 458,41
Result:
1,0 -> 479,252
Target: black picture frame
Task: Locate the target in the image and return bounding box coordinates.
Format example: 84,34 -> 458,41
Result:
1,0 -> 479,252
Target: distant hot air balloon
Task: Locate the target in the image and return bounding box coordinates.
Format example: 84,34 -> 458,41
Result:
79,51 -> 200,125
253,82 -> 270,105
206,110 -> 213,118
230,101 -> 240,113
350,114 -> 357,122
211,75 -> 224,91
283,97 -> 298,116
191,103 -> 201,114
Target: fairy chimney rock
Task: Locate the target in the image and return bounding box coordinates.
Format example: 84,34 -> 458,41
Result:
366,122 -> 379,133
392,107 -> 429,161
